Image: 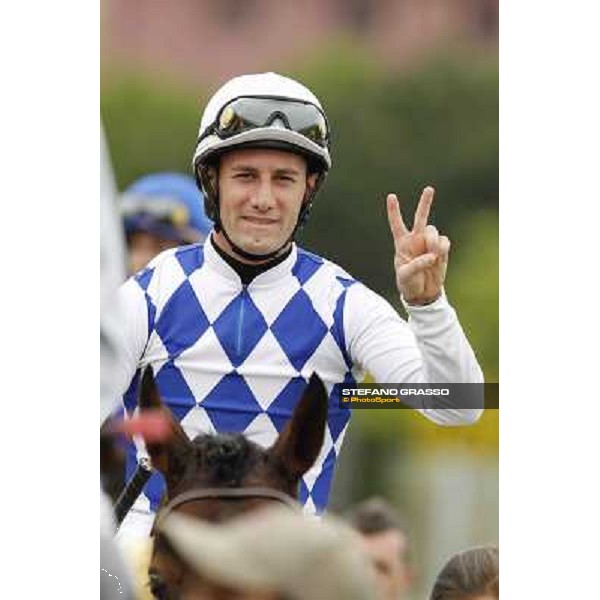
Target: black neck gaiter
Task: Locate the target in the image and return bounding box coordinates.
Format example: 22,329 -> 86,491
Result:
210,236 -> 292,286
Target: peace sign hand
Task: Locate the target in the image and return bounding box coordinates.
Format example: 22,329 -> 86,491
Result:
386,186 -> 450,306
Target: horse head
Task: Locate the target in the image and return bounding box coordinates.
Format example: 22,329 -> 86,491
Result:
137,367 -> 329,599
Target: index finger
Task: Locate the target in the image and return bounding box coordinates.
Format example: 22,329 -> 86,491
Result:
386,193 -> 409,249
413,186 -> 435,232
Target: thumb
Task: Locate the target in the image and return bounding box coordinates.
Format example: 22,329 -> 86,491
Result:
398,253 -> 437,280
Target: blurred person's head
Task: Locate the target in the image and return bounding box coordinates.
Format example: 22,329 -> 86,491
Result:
157,506 -> 376,600
121,172 -> 213,274
344,497 -> 413,600
429,546 -> 498,600
192,72 -> 331,264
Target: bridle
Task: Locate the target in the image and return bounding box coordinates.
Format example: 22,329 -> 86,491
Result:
151,485 -> 301,535
148,486 -> 301,600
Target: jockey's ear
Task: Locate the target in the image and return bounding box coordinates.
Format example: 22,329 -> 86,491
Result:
306,172 -> 318,193
268,373 -> 328,481
139,367 -> 192,490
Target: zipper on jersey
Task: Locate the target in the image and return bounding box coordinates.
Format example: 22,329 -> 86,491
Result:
236,286 -> 247,358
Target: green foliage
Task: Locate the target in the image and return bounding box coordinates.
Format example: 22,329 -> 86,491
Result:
296,57 -> 498,299
101,52 -> 498,386
101,73 -> 205,189
289,37 -> 386,95
445,210 -> 499,382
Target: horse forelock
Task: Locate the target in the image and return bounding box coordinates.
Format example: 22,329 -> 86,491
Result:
190,433 -> 262,487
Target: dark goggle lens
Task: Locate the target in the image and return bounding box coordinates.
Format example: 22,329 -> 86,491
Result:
215,98 -> 329,146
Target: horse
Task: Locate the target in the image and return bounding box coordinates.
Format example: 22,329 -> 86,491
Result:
135,367 -> 329,600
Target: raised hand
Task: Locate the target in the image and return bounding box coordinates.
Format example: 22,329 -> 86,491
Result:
386,186 -> 450,306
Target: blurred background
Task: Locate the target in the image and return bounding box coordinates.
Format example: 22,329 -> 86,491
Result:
101,1 -> 498,597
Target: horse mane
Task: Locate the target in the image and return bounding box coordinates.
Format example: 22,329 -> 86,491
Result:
192,433 -> 261,487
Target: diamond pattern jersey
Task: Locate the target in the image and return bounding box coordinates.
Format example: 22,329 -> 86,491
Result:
122,239 -> 360,517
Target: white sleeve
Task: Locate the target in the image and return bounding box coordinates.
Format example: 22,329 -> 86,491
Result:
344,284 -> 484,426
112,277 -> 150,401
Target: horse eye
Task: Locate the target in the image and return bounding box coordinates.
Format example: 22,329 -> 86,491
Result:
148,572 -> 168,600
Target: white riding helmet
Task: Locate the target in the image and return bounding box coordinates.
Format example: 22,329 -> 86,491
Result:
192,72 -> 332,174
191,72 -> 332,261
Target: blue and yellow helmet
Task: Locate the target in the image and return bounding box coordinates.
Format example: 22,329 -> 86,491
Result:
121,172 -> 213,244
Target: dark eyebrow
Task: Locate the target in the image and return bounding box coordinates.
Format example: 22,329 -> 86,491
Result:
231,165 -> 258,173
230,166 -> 302,177
274,168 -> 301,177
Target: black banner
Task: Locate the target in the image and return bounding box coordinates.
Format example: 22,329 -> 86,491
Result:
334,383 -> 499,409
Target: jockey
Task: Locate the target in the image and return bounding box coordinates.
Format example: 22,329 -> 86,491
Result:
121,172 -> 213,274
115,72 -> 484,542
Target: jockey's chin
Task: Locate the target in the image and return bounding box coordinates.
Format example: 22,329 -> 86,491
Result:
234,221 -> 291,255
214,220 -> 295,262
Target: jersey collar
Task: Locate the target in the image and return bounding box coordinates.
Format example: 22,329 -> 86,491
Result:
204,232 -> 298,288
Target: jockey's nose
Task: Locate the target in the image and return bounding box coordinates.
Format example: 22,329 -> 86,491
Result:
251,180 -> 276,212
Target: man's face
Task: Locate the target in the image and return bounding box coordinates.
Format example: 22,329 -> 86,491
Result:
360,530 -> 412,600
213,148 -> 317,261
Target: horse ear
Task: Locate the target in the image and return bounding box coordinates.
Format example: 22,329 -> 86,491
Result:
139,367 -> 192,488
139,366 -> 164,410
268,373 -> 328,480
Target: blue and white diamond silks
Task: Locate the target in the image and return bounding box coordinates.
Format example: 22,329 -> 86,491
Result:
123,241 -> 360,515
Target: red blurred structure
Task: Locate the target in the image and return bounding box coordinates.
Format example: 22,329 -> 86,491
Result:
102,0 -> 498,83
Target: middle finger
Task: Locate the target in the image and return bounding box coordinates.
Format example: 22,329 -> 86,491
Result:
413,186 -> 435,232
